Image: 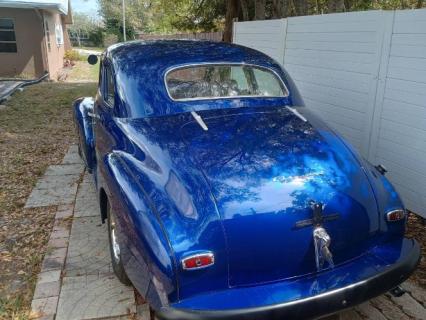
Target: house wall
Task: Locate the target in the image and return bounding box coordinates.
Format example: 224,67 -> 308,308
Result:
0,8 -> 45,78
63,23 -> 72,51
233,9 -> 426,218
42,10 -> 66,79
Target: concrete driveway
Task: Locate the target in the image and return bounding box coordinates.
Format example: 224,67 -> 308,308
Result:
74,48 -> 102,56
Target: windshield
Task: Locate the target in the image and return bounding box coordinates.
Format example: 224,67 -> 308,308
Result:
165,64 -> 289,101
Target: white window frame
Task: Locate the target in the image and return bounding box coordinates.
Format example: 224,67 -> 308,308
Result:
44,18 -> 51,52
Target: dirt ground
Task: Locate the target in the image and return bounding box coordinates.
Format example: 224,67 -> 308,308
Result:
0,82 -> 96,319
406,212 -> 426,288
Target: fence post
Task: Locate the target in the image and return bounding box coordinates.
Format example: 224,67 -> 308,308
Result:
366,10 -> 396,163
232,19 -> 237,43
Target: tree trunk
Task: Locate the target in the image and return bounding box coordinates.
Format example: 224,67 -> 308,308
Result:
254,0 -> 266,20
344,0 -> 353,11
282,0 -> 289,17
416,0 -> 424,8
223,0 -> 239,42
294,0 -> 308,16
328,0 -> 345,12
272,0 -> 289,18
272,0 -> 281,18
315,0 -> 321,13
240,0 -> 250,21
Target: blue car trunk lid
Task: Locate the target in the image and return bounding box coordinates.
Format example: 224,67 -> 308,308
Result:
180,106 -> 380,287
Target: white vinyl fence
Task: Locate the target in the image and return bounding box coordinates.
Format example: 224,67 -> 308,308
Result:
233,9 -> 426,218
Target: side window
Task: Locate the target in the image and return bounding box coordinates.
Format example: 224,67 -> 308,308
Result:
98,60 -> 103,88
44,19 -> 51,52
104,65 -> 115,106
253,68 -> 284,97
230,66 -> 249,92
0,18 -> 17,53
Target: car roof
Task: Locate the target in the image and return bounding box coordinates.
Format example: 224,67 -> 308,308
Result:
103,40 -> 291,118
107,40 -> 277,69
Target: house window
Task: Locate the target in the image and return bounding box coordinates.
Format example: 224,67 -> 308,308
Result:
44,19 -> 51,51
0,18 -> 17,53
55,23 -> 63,46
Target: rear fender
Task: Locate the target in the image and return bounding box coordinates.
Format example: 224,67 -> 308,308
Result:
361,159 -> 406,237
73,97 -> 96,171
102,151 -> 178,308
334,131 -> 406,238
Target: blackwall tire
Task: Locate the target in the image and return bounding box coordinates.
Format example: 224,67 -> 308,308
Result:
107,201 -> 131,286
150,307 -> 159,320
77,141 -> 82,158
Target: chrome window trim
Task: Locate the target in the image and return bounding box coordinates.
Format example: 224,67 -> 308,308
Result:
164,62 -> 290,102
103,62 -> 115,109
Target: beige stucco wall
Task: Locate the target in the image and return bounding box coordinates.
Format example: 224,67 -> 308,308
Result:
63,24 -> 72,51
42,10 -> 66,80
0,8 -> 45,78
0,8 -> 68,79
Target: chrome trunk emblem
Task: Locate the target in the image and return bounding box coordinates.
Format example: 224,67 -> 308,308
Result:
294,202 -> 339,272
313,226 -> 334,271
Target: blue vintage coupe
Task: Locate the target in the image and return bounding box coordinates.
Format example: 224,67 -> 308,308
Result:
74,40 -> 420,320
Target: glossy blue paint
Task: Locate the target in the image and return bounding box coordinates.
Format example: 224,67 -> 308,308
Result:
73,97 -> 95,170
180,106 -> 381,287
72,40 -> 417,316
107,41 -> 295,118
171,238 -> 415,311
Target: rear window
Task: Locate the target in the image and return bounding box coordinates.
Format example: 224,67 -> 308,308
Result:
165,64 -> 288,101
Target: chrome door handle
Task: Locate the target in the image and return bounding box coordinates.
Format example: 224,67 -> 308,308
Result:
87,112 -> 100,119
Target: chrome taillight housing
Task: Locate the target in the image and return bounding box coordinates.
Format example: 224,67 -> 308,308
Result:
386,209 -> 406,222
181,252 -> 214,270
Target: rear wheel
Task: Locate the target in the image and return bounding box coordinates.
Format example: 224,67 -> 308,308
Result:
77,140 -> 82,158
107,201 -> 131,285
149,307 -> 159,320
107,201 -> 158,318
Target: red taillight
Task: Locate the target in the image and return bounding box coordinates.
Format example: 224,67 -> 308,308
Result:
181,252 -> 214,270
386,209 -> 406,222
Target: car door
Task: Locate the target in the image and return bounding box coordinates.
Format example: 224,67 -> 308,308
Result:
93,61 -> 146,286
93,60 -> 116,179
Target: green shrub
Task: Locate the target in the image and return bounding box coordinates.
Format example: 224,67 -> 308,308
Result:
89,27 -> 105,47
104,33 -> 118,47
64,50 -> 85,61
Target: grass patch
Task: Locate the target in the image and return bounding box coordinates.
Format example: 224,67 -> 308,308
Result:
73,46 -> 105,52
65,60 -> 100,82
0,82 -> 97,319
